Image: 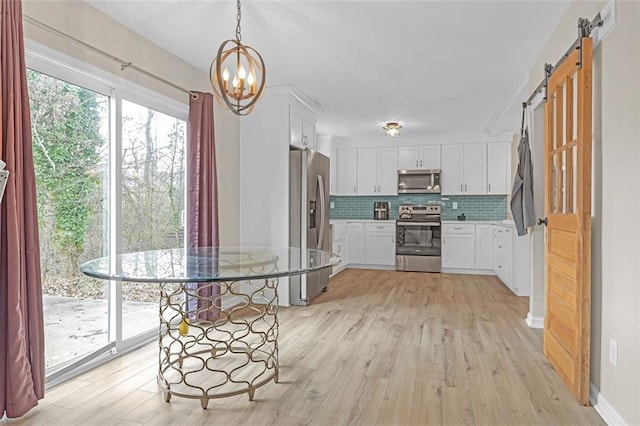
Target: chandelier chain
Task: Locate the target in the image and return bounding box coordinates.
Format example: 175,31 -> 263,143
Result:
235,0 -> 242,42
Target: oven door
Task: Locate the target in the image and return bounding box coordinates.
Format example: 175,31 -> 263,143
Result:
396,221 -> 441,256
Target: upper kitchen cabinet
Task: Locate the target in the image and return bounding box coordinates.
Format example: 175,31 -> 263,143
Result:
357,147 -> 398,195
336,148 -> 358,195
441,143 -> 487,195
398,145 -> 441,170
289,96 -> 318,150
487,142 -> 511,194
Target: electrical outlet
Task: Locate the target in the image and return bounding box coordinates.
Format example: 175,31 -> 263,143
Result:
330,201 -> 335,209
609,338 -> 618,367
452,202 -> 458,210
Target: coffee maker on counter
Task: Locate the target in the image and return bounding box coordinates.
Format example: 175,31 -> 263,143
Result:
373,201 -> 390,220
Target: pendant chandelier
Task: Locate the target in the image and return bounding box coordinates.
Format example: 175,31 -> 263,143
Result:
210,0 -> 266,116
383,122 -> 402,137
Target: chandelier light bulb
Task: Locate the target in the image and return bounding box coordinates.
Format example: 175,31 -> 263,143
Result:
222,67 -> 230,81
238,65 -> 246,80
247,71 -> 255,86
232,76 -> 239,89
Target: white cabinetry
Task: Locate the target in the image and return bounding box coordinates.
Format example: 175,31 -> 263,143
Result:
398,145 -> 441,170
442,223 -> 475,269
493,224 -> 530,296
355,147 -> 398,195
487,143 -> 510,194
441,144 -> 487,195
331,222 -> 349,276
474,224 -> 494,270
493,226 -> 514,288
364,223 -> 395,265
336,148 -> 358,195
289,98 -> 316,150
347,223 -> 365,264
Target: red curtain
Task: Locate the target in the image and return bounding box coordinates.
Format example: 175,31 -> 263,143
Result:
185,92 -> 219,321
0,0 -> 46,418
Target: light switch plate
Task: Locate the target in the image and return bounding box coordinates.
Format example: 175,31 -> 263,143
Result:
452,202 -> 458,210
330,201 -> 335,209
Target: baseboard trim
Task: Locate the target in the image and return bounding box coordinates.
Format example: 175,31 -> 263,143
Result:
346,264 -> 394,271
525,312 -> 544,329
441,268 -> 494,276
590,382 -> 628,426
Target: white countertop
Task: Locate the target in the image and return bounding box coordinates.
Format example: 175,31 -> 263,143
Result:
330,219 -> 396,223
331,219 -> 513,226
442,219 -> 514,226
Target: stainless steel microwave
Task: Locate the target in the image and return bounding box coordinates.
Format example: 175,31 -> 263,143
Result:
397,169 -> 441,193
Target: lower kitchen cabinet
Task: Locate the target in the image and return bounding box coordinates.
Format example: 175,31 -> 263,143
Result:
475,224 -> 494,270
333,221 -> 395,268
331,222 -> 349,275
347,223 -> 365,264
494,224 -> 530,296
364,223 -> 395,265
442,224 -> 475,269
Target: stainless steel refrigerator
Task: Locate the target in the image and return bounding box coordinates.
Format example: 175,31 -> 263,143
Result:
289,148 -> 331,306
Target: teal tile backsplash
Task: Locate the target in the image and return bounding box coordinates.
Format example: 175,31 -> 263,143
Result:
330,194 -> 508,221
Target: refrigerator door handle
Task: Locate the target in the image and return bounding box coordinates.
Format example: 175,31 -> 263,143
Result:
317,174 -> 326,249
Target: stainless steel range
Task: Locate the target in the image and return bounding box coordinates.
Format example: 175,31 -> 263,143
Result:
395,204 -> 442,272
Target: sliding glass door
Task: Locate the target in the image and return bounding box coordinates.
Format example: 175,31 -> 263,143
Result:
26,61 -> 187,378
28,69 -> 112,371
120,99 -> 186,340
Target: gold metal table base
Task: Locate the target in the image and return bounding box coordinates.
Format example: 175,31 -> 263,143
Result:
158,276 -> 279,409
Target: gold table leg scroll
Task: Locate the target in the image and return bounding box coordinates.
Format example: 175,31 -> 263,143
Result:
157,276 -> 279,409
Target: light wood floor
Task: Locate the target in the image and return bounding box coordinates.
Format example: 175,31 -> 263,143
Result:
6,270 -> 604,425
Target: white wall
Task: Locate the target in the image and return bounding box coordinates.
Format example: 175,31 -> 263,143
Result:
529,1 -> 640,423
22,0 -> 239,245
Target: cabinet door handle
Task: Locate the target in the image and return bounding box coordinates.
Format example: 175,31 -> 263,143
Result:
374,185 -> 377,193
460,184 -> 463,192
354,186 -> 357,193
464,184 -> 467,192
416,160 -> 419,167
453,227 -> 462,230
488,183 -> 491,192
377,185 -> 381,192
498,245 -> 502,248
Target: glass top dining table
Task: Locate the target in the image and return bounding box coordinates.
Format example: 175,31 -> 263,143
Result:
79,247 -> 338,408
79,246 -> 337,283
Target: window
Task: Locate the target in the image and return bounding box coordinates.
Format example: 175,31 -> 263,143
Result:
26,51 -> 188,381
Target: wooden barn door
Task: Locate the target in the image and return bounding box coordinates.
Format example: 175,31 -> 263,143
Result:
542,37 -> 592,405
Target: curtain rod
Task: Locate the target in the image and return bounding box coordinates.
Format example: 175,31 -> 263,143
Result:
23,15 -> 195,97
524,12 -> 603,106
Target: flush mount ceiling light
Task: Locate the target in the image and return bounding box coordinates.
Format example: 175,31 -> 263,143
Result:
383,122 -> 403,137
209,0 -> 266,116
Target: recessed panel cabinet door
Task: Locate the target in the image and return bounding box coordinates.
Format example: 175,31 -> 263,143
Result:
441,145 -> 463,194
487,143 -> 510,194
357,148 -> 378,195
377,147 -> 398,195
463,143 -> 487,194
336,148 -> 358,195
398,146 -> 420,170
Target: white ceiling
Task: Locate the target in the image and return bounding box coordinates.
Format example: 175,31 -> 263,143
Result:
85,0 -> 571,139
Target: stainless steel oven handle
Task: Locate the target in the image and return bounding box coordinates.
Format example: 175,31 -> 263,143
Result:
396,221 -> 441,226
